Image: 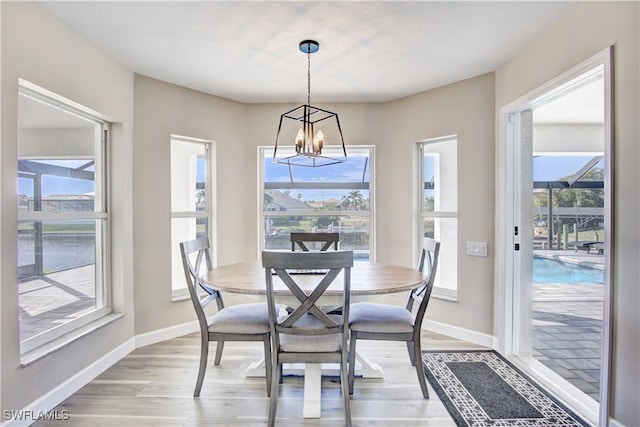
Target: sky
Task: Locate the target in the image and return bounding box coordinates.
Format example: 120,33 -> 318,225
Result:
17,154 -> 604,198
532,156 -> 604,181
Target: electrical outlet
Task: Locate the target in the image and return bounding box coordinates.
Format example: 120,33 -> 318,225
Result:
466,241 -> 488,257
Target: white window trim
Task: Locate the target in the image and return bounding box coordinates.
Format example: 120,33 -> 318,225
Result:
17,81 -> 112,354
417,136 -> 458,299
170,135 -> 215,301
257,145 -> 375,261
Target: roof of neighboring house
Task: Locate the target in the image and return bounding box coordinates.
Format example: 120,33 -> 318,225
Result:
265,190 -> 312,211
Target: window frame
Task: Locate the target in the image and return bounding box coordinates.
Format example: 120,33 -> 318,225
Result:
17,82 -> 111,354
258,145 -> 375,261
170,135 -> 214,300
417,135 -> 458,299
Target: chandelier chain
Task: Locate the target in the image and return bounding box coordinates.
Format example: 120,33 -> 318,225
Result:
307,49 -> 311,106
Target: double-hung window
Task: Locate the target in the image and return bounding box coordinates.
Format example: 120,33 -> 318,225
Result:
170,136 -> 213,299
259,146 -> 374,261
17,82 -> 110,353
418,136 -> 458,297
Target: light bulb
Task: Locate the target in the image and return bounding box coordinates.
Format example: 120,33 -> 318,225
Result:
313,130 -> 324,154
295,128 -> 304,153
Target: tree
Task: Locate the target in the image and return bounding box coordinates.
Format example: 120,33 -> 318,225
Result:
341,190 -> 366,211
264,192 -> 273,207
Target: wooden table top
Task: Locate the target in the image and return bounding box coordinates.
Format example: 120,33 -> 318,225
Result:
202,261 -> 426,297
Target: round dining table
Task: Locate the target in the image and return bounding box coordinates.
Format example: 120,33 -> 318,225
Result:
201,260 -> 427,418
203,260 -> 426,298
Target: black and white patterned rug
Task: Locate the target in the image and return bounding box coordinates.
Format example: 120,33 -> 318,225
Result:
422,350 -> 591,427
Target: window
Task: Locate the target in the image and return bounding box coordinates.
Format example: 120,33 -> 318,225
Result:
259,146 -> 374,261
418,136 -> 458,296
170,136 -> 213,299
17,83 -> 110,353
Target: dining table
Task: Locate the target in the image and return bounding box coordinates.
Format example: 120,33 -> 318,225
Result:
201,259 -> 427,418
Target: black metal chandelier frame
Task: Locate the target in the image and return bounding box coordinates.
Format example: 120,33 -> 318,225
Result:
273,40 -> 347,168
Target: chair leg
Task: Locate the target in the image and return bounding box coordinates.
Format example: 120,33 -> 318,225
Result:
214,341 -> 224,365
341,352 -> 352,427
194,337 -> 209,397
268,358 -> 281,427
348,331 -> 357,395
413,338 -> 429,399
263,335 -> 272,397
407,340 -> 416,366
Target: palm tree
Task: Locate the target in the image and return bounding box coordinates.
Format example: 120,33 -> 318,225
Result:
341,190 -> 366,211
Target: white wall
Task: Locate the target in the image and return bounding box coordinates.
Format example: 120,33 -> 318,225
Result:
132,75 -> 249,333
1,1 -> 134,413
382,74 -> 496,333
495,2 -> 639,424
132,74 -> 495,338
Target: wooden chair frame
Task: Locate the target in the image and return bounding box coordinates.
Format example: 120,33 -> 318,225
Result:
290,232 -> 339,251
348,237 -> 440,399
180,237 -> 272,397
262,250 -> 353,427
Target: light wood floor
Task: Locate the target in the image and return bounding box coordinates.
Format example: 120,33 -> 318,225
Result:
35,331 -> 486,426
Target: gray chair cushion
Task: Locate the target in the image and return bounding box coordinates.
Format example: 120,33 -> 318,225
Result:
208,303 -> 272,334
349,302 -> 415,333
279,314 -> 343,352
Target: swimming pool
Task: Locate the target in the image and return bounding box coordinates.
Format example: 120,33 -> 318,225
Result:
532,257 -> 603,284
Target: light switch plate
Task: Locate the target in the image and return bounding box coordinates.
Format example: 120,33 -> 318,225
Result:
466,241 -> 488,257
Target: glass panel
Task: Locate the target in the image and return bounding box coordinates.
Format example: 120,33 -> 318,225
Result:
422,138 -> 457,212
171,140 -> 207,212
18,220 -> 100,341
264,215 -> 370,261
17,160 -> 96,213
264,147 -> 371,213
422,217 -> 457,290
171,217 -> 209,291
17,86 -> 109,351
264,189 -> 370,213
533,155 -> 604,182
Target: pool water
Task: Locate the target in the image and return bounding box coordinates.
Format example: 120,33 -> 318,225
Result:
532,257 -> 603,284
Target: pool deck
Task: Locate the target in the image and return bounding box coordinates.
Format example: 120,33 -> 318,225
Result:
532,249 -> 604,402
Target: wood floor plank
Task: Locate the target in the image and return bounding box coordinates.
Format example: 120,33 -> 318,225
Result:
34,331 -> 486,426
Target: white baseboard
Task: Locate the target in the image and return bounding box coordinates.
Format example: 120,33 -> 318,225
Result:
134,320 -> 199,348
608,417 -> 625,427
3,321 -> 200,427
423,319 -> 494,348
2,339 -> 135,427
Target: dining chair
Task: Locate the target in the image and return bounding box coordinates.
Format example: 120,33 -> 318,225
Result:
290,231 -> 339,251
348,237 -> 440,398
180,237 -> 273,397
262,250 -> 353,427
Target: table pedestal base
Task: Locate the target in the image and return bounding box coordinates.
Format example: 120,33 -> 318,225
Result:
246,354 -> 383,418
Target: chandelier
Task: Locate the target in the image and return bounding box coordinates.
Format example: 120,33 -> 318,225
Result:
273,40 -> 347,167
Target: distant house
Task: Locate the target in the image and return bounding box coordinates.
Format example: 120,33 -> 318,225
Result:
264,190 -> 312,212
18,194 -> 95,212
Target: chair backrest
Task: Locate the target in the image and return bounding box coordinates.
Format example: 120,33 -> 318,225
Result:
290,232 -> 340,252
262,250 -> 353,347
407,237 -> 441,326
180,237 -> 222,332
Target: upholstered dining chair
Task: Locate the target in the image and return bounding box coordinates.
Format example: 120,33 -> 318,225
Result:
180,237 -> 273,397
262,250 -> 353,427
348,237 -> 440,398
290,231 -> 339,251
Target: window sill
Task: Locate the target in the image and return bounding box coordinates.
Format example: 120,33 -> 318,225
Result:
431,287 -> 458,302
20,312 -> 126,367
171,288 -> 190,302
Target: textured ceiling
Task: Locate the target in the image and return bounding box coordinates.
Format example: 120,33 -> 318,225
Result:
41,1 -> 575,103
